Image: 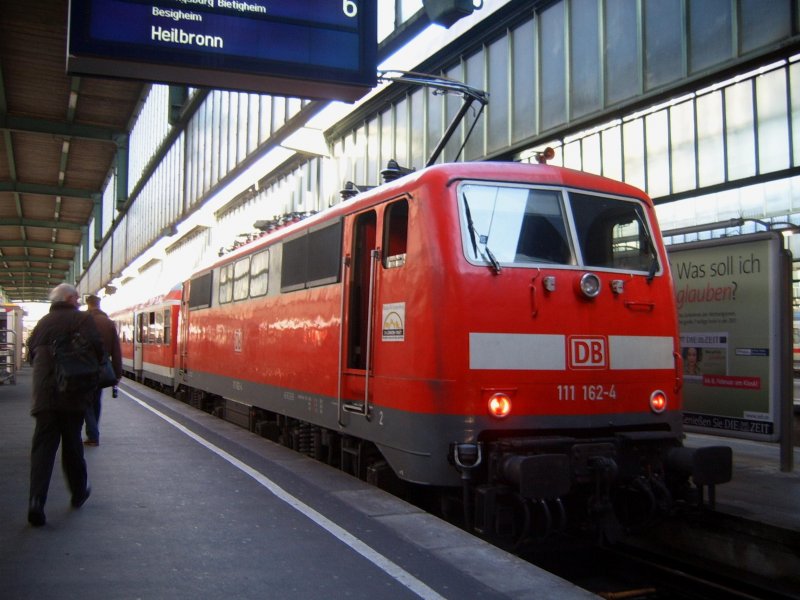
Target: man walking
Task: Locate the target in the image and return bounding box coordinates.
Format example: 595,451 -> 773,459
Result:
26,283 -> 102,526
84,294 -> 122,446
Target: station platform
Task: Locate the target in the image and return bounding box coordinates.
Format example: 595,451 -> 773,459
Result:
0,367 -> 595,600
685,433 -> 800,533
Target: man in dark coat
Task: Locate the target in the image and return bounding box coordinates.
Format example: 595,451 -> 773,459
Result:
26,283 -> 103,526
83,294 -> 122,445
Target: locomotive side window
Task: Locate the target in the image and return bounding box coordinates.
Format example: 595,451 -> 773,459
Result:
383,199 -> 409,269
460,184 -> 573,266
307,221 -> 342,287
569,193 -> 659,273
219,263 -> 234,304
281,220 -> 342,292
281,234 -> 308,292
249,249 -> 269,297
233,257 -> 250,301
188,272 -> 212,310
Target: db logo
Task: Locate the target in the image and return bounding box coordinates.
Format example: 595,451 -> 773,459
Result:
568,336 -> 608,369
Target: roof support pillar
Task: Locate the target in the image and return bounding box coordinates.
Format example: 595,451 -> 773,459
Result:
115,134 -> 129,212
81,225 -> 89,270
93,194 -> 102,250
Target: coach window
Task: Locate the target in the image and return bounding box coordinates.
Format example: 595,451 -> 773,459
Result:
135,313 -> 145,344
148,312 -> 156,344
164,309 -> 171,345
233,257 -> 250,301
154,311 -> 164,344
249,249 -> 269,297
383,199 -> 408,268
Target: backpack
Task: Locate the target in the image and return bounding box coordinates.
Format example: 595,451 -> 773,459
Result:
52,326 -> 99,394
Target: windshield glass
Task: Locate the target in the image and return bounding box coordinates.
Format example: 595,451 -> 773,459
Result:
569,192 -> 658,272
460,184 -> 573,265
459,183 -> 659,274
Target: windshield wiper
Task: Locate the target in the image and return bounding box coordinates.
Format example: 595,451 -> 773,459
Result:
484,245 -> 501,274
463,193 -> 479,259
462,193 -> 501,275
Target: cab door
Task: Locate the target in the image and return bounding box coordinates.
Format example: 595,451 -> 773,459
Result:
340,209 -> 378,420
339,198 -> 410,424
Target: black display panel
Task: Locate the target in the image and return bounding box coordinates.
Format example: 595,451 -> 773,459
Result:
67,0 -> 377,101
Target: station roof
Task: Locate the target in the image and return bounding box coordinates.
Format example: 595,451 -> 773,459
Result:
0,0 -> 146,303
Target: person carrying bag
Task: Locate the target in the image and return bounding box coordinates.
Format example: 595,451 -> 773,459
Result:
26,284 -> 102,526
83,294 -> 122,446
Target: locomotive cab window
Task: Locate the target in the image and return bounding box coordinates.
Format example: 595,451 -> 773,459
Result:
459,184 -> 573,267
569,192 -> 659,274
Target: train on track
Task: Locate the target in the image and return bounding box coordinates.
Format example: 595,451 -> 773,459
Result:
111,155 -> 732,546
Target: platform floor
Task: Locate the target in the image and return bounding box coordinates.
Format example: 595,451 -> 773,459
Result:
0,368 -> 596,600
686,432 -> 800,532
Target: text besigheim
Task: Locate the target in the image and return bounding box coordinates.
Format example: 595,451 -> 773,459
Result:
152,7 -> 203,23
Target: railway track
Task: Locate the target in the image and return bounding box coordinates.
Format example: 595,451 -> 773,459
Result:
518,528 -> 799,600
593,543 -> 796,599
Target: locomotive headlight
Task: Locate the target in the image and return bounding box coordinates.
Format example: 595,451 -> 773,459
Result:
577,272 -> 601,298
488,393 -> 512,418
650,390 -> 668,413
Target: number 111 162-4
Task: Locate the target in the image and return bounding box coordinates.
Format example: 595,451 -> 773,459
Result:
557,384 -> 617,401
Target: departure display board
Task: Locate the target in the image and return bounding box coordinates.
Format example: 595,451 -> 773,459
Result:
67,0 -> 377,101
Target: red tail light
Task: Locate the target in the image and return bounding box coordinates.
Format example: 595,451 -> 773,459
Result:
650,390 -> 668,413
488,393 -> 512,418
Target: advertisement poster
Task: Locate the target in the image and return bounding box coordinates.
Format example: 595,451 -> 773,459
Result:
668,233 -> 788,442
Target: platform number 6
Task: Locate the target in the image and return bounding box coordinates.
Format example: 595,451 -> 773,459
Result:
343,0 -> 358,17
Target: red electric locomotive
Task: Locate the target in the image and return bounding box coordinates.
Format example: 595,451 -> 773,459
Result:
170,158 -> 731,542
